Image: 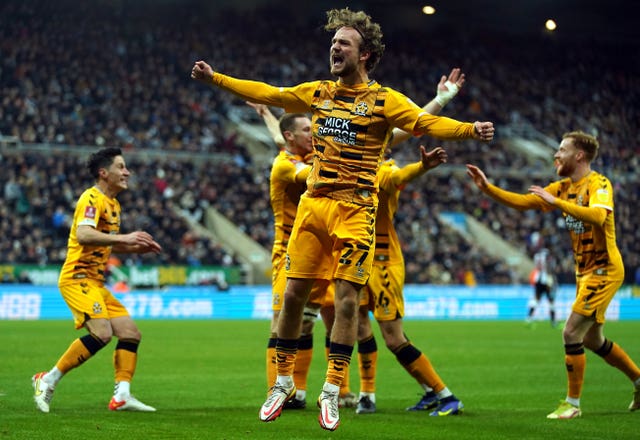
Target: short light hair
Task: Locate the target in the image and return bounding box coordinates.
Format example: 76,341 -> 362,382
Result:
563,131 -> 599,162
325,8 -> 385,73
279,113 -> 308,137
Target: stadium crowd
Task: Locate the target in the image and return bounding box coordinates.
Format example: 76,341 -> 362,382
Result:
1,0 -> 638,285
1,150 -> 240,270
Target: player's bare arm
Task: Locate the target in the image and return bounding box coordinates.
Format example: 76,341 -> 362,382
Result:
433,67 -> 465,109
247,102 -> 285,148
77,226 -> 161,254
390,68 -> 466,147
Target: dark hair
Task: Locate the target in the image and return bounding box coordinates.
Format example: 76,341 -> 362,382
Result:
87,147 -> 122,178
325,8 -> 385,73
562,131 -> 599,162
279,113 -> 308,137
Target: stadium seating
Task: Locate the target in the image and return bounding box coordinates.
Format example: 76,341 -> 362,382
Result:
1,0 -> 637,285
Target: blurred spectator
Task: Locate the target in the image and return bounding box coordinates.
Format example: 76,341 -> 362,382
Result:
1,0 -> 637,284
0,151 -> 239,270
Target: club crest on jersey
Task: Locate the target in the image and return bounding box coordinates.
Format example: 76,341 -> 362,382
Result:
84,206 -> 97,219
353,101 -> 369,116
92,302 -> 102,314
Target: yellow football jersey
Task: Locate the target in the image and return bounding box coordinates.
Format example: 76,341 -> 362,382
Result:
211,74 -> 475,207
374,158 -> 428,265
545,171 -> 623,278
269,149 -> 309,257
374,160 -> 403,265
58,186 -> 120,285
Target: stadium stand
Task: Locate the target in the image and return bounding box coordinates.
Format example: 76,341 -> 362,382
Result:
1,0 -> 638,285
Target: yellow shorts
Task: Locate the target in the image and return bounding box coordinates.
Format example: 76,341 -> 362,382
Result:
286,195 -> 375,285
572,271 -> 622,324
59,279 -> 129,329
362,261 -> 405,321
272,251 -> 333,311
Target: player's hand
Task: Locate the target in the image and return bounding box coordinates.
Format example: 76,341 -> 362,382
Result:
137,238 -> 162,254
246,101 -> 268,116
123,231 -> 162,253
435,68 -> 465,107
465,164 -> 489,189
529,185 -> 556,204
473,122 -> 494,141
420,145 -> 447,170
446,67 -> 465,89
191,60 -> 214,84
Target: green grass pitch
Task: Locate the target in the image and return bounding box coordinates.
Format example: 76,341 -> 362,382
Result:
1,319 -> 639,439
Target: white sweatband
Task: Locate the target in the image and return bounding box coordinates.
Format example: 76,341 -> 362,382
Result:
434,80 -> 460,107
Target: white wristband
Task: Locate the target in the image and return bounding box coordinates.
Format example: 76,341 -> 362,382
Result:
434,80 -> 460,107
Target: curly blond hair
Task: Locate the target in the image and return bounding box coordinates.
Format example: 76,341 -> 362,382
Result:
325,8 -> 385,73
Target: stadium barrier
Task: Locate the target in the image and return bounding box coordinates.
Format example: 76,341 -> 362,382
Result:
0,264 -> 243,286
1,284 -> 639,321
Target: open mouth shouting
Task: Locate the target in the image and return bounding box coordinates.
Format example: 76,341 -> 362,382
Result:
331,53 -> 345,71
